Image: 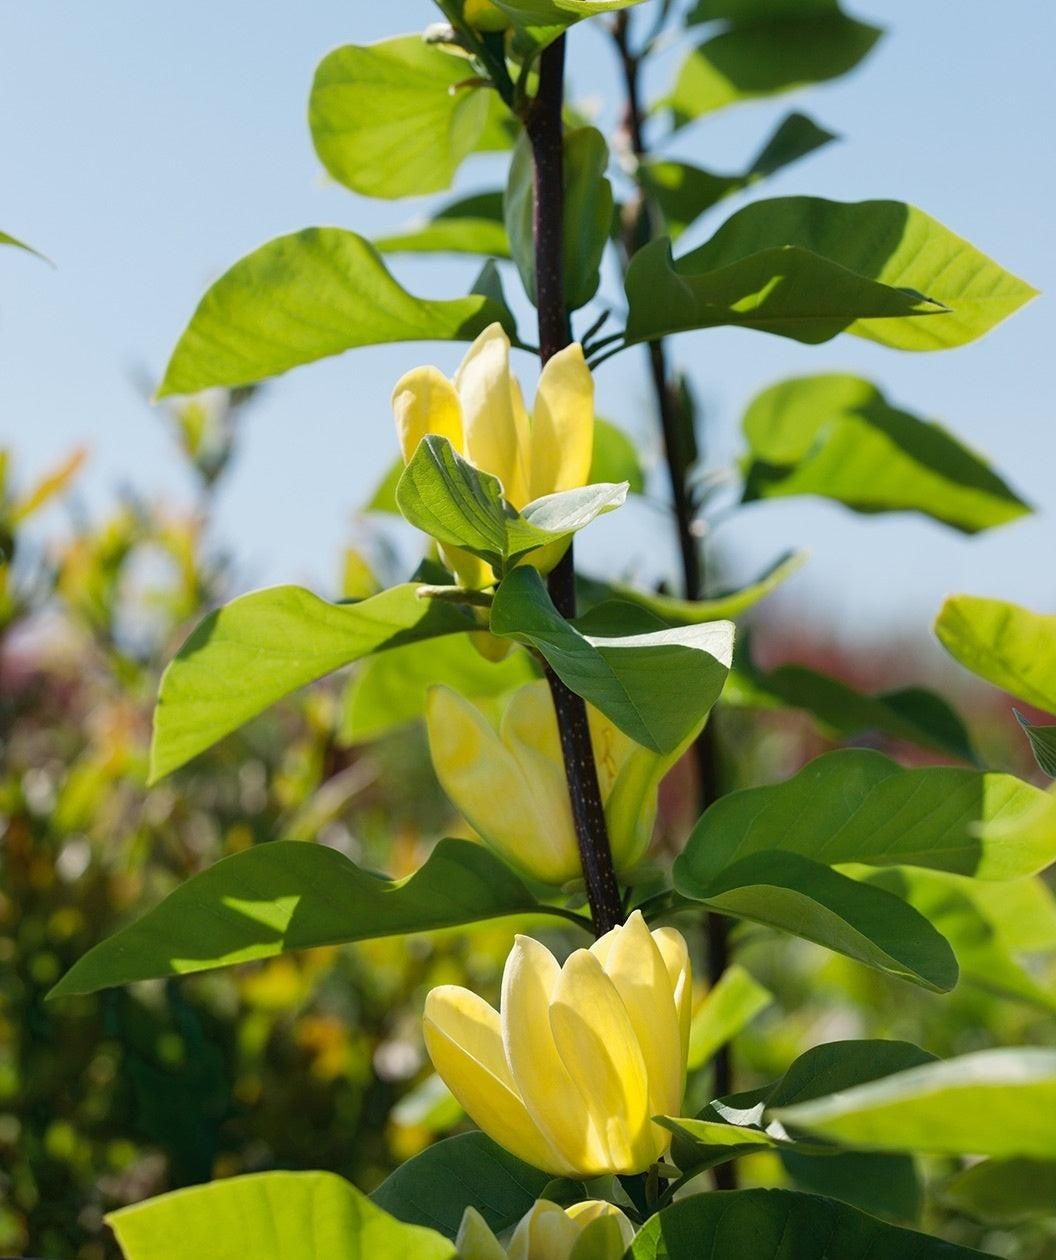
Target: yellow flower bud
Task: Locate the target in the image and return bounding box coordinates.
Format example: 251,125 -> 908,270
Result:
391,323 -> 594,588
426,679 -> 676,886
424,911 -> 692,1177
463,0 -> 511,33
456,1199 -> 635,1259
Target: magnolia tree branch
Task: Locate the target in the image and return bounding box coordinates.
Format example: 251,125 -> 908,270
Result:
612,12 -> 738,1130
525,36 -> 624,938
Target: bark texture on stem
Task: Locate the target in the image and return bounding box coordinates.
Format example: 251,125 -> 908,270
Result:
526,36 -> 624,938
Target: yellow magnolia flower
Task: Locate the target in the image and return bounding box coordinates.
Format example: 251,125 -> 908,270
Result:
391,322 -> 594,587
457,1200 -> 635,1260
423,911 -> 692,1177
426,679 -> 676,886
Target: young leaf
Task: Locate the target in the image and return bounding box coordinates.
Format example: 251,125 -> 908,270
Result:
773,1048 -> 1056,1159
740,374 -> 1030,533
1015,710 -> 1056,778
491,567 -> 734,753
678,849 -> 958,991
624,197 -> 1037,352
149,584 -> 476,781
687,964 -> 772,1070
158,229 -> 513,397
309,38 -> 507,200
492,0 -> 650,28
372,1131 -> 552,1239
376,217 -> 511,258
50,838 -> 547,998
590,418 -> 646,493
628,1189 -> 990,1259
936,595 -> 1056,713
669,10 -> 881,124
676,748 -> 1056,887
107,1171 -> 455,1260
1,229 -> 48,262
642,112 -> 837,239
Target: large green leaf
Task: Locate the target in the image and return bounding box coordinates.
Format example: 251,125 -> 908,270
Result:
774,1048 -> 1056,1159
157,229 -> 513,397
51,838 -> 548,998
936,595 -> 1056,713
628,1189 -> 989,1258
781,1151 -> 922,1226
676,749 -> 1056,888
340,635 -> 536,744
309,38 -> 506,199
669,11 -> 880,125
624,198 -> 1037,352
678,850 -> 958,991
107,1170 -> 455,1260
740,374 -> 1029,533
491,567 -> 734,753
642,113 -> 837,239
941,1158 -> 1056,1226
372,1132 -> 551,1239
150,584 -> 475,781
726,657 -> 977,762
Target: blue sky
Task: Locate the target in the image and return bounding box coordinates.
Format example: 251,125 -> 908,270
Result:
3,1 -> 1053,650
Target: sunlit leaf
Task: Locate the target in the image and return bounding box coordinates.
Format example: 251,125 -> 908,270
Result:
936,595 -> 1056,713
1015,710 -> 1056,778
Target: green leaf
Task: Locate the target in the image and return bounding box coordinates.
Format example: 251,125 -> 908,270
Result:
157,229 -> 513,397
149,584 -> 476,781
941,1157 -> 1056,1226
377,190 -> 510,256
936,595 -> 1056,713
341,635 -> 536,744
493,0 -> 650,27
107,1170 -> 455,1260
591,418 -> 645,493
309,38 -> 507,200
741,374 -> 1030,533
506,127 -> 614,311
624,198 -> 1037,352
676,748 -> 1056,888
396,435 -> 627,571
50,838 -> 545,998
0,230 -> 47,262
628,1189 -> 990,1259
781,1151 -> 922,1226
642,113 -> 837,239
687,963 -> 772,1070
726,657 -> 977,762
1015,710 -> 1056,778
677,850 -> 958,991
372,1131 -> 550,1239
773,1048 -> 1056,1159
491,567 -> 734,753
669,11 -> 881,124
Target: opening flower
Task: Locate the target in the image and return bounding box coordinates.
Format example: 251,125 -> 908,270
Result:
457,1199 -> 635,1260
426,679 -> 678,886
423,911 -> 691,1177
391,322 -> 593,587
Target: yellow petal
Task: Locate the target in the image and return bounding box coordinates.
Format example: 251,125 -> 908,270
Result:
529,342 -> 594,500
423,985 -> 562,1173
595,911 -> 683,1122
425,686 -> 546,881
501,936 -> 606,1173
652,926 -> 693,1090
455,323 -> 530,507
500,681 -> 581,884
508,1200 -> 581,1260
565,1201 -> 637,1250
437,543 -> 495,591
456,1207 -> 507,1260
549,949 -> 655,1173
391,365 -> 464,466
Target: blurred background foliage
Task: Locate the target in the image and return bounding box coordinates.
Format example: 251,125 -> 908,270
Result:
3,396 -> 1055,1259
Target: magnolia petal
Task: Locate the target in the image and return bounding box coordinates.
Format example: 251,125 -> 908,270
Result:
500,681 -> 581,884
508,1200 -> 581,1260
550,949 -> 655,1173
595,911 -> 683,1122
502,936 -> 606,1172
423,985 -> 561,1174
426,686 -> 546,881
391,365 -> 464,466
455,323 -> 530,507
652,927 -> 693,1081
456,1207 -> 507,1260
565,1201 -> 637,1249
529,342 -> 594,501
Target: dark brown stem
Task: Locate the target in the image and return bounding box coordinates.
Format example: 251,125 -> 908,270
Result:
612,10 -> 736,1175
526,37 -> 624,938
